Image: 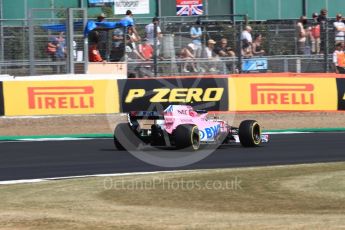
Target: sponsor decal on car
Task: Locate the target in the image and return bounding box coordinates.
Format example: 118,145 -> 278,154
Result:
199,124 -> 221,141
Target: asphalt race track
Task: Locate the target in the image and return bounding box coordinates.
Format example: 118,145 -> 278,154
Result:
1,133 -> 345,181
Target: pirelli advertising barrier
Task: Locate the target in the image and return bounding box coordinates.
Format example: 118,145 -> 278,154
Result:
119,75 -> 344,112
2,79 -> 120,116
229,77 -> 338,111
0,74 -> 345,116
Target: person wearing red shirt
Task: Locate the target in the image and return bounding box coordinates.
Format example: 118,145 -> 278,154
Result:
89,44 -> 103,62
138,39 -> 153,60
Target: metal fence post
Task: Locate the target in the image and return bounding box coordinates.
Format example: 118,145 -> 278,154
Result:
237,21 -> 243,73
154,22 -> 158,77
67,8 -> 74,74
28,9 -> 35,76
324,18 -> 330,73
0,1 -> 3,74
83,8 -> 88,73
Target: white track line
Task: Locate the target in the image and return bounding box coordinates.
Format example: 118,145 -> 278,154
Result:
0,138 -> 111,144
0,114 -> 126,119
264,131 -> 311,134
0,132 -> 308,143
0,170 -> 197,185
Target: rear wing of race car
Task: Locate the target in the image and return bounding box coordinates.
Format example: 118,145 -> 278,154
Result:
129,111 -> 164,120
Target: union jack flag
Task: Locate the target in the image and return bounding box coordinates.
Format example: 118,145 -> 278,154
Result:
176,0 -> 203,16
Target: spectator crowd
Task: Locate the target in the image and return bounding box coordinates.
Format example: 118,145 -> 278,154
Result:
46,8 -> 345,75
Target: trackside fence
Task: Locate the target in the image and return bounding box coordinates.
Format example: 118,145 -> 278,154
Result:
0,12 -> 340,76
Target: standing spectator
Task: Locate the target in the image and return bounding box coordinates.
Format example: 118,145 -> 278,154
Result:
47,34 -> 58,72
333,42 -> 345,73
96,13 -> 107,60
47,34 -> 57,60
190,19 -> 203,58
123,10 -> 141,40
318,8 -> 328,54
145,17 -> 162,56
310,12 -> 321,54
296,16 -> 308,55
55,32 -> 66,57
334,14 -> 345,45
252,34 -> 265,56
214,38 -> 235,57
55,32 -> 66,73
241,26 -> 253,44
318,8 -> 328,23
110,28 -> 125,62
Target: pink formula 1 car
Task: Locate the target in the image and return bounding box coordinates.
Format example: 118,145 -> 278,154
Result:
114,105 -> 269,151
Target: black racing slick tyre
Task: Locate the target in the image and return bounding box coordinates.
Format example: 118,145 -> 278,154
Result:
238,120 -> 262,147
113,123 -> 140,151
174,124 -> 200,151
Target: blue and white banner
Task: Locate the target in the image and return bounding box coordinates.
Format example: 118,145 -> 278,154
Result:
88,0 -> 114,7
242,58 -> 268,72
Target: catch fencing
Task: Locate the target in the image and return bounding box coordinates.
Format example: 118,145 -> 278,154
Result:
0,12 -> 340,77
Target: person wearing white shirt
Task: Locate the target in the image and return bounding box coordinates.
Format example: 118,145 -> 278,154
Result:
145,17 -> 162,56
202,39 -> 219,72
334,14 -> 345,44
241,26 -> 253,43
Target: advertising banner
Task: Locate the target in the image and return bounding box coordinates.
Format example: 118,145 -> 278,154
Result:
242,58 -> 268,72
229,77 -> 338,111
88,0 -> 114,7
336,78 -> 345,110
118,77 -> 229,112
114,0 -> 150,15
3,80 -> 119,116
0,82 -> 4,116
176,0 -> 203,16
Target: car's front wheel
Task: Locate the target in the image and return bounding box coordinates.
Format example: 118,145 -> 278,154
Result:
238,120 -> 262,147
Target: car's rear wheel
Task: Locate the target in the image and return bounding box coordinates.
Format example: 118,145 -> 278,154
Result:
174,124 -> 200,150
239,120 -> 262,147
114,123 -> 140,150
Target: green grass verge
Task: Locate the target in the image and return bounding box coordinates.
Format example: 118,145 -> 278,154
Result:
1,162 -> 345,229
